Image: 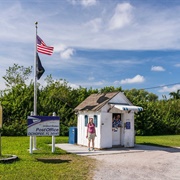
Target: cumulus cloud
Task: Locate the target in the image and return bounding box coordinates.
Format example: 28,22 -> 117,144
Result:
108,2 -> 133,30
159,84 -> 180,92
54,43 -> 75,59
54,44 -> 67,52
69,0 -> 97,7
60,48 -> 75,59
120,75 -> 145,84
151,66 -> 165,71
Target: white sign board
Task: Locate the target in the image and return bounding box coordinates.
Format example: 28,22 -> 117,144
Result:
27,116 -> 60,136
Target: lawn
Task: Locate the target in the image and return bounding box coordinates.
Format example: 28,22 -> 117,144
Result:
1,135 -> 179,180
0,136 -> 95,180
136,135 -> 180,147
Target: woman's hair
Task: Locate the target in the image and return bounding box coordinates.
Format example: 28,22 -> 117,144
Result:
88,118 -> 93,123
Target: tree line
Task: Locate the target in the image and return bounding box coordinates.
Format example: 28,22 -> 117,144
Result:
0,64 -> 179,136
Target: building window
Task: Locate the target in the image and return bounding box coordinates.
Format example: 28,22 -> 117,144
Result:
94,115 -> 98,127
85,115 -> 88,126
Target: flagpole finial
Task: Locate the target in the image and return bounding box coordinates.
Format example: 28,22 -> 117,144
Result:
35,22 -> 38,28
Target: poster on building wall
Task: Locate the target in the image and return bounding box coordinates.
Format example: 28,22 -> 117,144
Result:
27,116 -> 60,136
126,122 -> 131,129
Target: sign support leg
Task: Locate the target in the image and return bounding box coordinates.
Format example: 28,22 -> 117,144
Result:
33,136 -> 37,150
52,112 -> 56,153
52,136 -> 55,153
29,136 -> 33,154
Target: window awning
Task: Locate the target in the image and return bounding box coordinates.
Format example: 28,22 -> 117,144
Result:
113,104 -> 143,112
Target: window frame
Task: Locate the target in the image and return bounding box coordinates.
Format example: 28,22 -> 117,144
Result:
85,115 -> 88,127
93,115 -> 98,127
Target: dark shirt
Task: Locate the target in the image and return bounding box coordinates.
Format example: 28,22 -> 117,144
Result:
112,119 -> 121,128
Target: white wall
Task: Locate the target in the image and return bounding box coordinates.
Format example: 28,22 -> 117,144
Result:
76,92 -> 136,149
112,128 -> 121,146
77,114 -> 83,145
109,92 -> 132,105
100,112 -> 112,148
77,112 -> 100,148
120,113 -> 125,146
123,112 -> 135,147
77,111 -> 135,148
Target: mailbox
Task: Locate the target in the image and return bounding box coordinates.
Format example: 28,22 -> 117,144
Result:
69,127 -> 77,144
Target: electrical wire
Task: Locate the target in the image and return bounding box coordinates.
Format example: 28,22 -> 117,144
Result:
140,82 -> 180,90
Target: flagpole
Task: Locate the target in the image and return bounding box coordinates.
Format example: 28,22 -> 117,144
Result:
33,22 -> 38,150
34,22 -> 38,116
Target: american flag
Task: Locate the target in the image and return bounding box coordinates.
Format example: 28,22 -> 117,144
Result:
37,35 -> 54,55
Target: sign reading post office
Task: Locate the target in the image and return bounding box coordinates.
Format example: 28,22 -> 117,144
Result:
27,116 -> 60,136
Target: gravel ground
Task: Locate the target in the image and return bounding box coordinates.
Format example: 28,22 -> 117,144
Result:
90,145 -> 180,180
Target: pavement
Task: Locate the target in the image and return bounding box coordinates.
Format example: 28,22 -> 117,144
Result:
55,143 -> 180,180
56,143 -> 180,156
55,143 -> 152,156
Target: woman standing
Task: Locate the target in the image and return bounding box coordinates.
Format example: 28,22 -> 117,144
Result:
86,118 -> 96,151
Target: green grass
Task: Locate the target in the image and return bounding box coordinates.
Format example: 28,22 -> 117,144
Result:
136,135 -> 180,147
0,136 -> 95,180
1,135 -> 179,180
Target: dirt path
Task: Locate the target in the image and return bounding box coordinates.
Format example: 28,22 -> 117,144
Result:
90,145 -> 180,180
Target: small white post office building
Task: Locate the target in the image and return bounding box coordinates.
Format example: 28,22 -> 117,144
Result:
74,92 -> 143,149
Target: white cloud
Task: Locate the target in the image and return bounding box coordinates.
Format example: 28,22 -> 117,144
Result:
113,80 -> 120,85
68,82 -> 79,89
85,18 -> 102,32
159,84 -> 180,93
2,1 -> 180,51
53,43 -> 75,59
60,48 -> 75,59
88,76 -> 95,81
120,75 -> 145,84
54,44 -> 67,52
175,63 -> 180,67
151,66 -> 165,71
77,80 -> 105,87
69,0 -> 97,7
81,0 -> 97,7
108,2 -> 133,30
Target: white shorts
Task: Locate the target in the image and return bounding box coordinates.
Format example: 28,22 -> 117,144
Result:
88,133 -> 95,140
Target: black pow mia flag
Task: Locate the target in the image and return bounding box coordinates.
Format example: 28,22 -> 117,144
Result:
36,53 -> 45,80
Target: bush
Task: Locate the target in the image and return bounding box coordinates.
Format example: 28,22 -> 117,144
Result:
2,119 -> 27,136
60,123 -> 69,136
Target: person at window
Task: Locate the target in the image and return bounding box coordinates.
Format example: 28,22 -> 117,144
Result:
86,118 -> 96,151
112,115 -> 122,128
117,114 -> 122,127
112,116 -> 117,128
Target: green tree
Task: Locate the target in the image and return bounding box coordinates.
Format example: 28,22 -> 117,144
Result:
169,89 -> 180,99
100,86 -> 122,93
1,64 -> 179,136
3,63 -> 32,88
124,88 -> 158,104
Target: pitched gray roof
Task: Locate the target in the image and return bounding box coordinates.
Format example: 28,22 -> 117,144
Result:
74,92 -> 119,111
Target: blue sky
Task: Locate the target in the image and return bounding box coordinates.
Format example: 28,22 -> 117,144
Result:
0,0 -> 180,99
